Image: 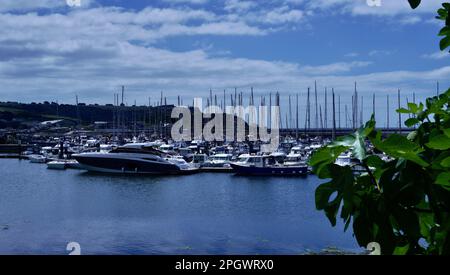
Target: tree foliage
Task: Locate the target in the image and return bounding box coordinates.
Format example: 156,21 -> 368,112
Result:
310,91 -> 450,254
309,1 -> 450,255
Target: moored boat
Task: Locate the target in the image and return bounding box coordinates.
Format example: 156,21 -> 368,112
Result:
230,155 -> 308,176
47,160 -> 67,170
29,154 -> 47,163
73,143 -> 198,175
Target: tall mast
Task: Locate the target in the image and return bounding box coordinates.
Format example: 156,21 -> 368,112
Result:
437,81 -> 440,96
269,92 -> 272,129
76,94 -> 80,126
398,89 -> 401,133
277,92 -> 281,129
345,105 -> 348,129
296,93 -> 299,140
307,87 -> 311,131
355,82 -> 358,127
223,89 -> 226,109
338,94 -> 341,129
112,94 -> 116,137
351,94 -> 355,129
319,105 -> 323,132
332,88 -> 336,140
360,96 -> 364,126
209,89 -> 213,107
288,94 -> 292,129
121,85 -> 124,106
387,94 -> 390,129
324,87 -> 328,129
314,81 -> 318,129
148,97 -> 152,137
372,93 -> 376,119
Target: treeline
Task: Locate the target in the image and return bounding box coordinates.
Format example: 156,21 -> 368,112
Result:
0,101 -> 174,129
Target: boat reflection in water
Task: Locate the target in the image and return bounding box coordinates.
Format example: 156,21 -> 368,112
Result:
230,154 -> 308,177
73,143 -> 198,175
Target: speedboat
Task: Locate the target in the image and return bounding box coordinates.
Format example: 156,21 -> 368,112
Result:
73,143 -> 198,175
47,159 -> 81,170
230,155 -> 308,176
202,154 -> 233,168
29,154 -> 47,163
47,160 -> 67,170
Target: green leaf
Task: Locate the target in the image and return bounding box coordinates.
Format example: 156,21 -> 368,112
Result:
365,155 -> 385,169
397,108 -> 412,114
393,244 -> 410,255
418,212 -> 434,239
373,134 -> 428,167
439,26 -> 450,36
405,118 -> 420,127
408,0 -> 421,9
438,8 -> 448,18
440,36 -> 450,51
309,146 -> 347,178
407,102 -> 422,113
315,182 -> 336,210
435,172 -> 450,190
443,128 -> 450,138
315,165 -> 354,226
309,146 -> 347,167
426,134 -> 450,150
333,123 -> 372,161
441,157 -> 450,168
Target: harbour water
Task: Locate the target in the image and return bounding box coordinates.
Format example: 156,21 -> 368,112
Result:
0,159 -> 360,255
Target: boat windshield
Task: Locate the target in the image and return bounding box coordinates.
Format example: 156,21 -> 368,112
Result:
246,157 -> 262,163
286,156 -> 301,162
110,146 -> 164,156
211,156 -> 231,161
193,155 -> 206,162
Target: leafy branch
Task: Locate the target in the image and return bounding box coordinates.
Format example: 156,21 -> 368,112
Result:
309,1 -> 450,255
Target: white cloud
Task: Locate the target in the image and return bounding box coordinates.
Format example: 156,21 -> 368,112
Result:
0,0 -> 93,12
0,0 -> 448,107
422,51 -> 450,60
399,15 -> 422,25
306,0 -> 441,16
262,6 -> 305,24
0,0 -> 64,12
224,0 -> 256,12
300,61 -> 372,75
161,0 -> 209,4
368,50 -> 392,56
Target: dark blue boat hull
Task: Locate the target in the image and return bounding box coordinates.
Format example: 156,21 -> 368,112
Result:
230,163 -> 308,177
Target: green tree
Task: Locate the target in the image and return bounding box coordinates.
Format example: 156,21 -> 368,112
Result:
309,1 -> 450,255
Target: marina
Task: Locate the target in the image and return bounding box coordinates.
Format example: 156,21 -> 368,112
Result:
0,0 -> 448,258
0,158 -> 359,255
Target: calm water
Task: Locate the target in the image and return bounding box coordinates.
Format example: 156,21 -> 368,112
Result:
0,159 -> 360,255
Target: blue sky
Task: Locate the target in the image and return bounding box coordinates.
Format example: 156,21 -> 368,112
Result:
0,0 -> 449,126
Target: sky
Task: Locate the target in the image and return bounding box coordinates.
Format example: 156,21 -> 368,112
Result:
0,0 -> 449,127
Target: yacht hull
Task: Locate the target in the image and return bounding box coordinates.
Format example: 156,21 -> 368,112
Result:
230,163 -> 308,177
74,155 -> 197,175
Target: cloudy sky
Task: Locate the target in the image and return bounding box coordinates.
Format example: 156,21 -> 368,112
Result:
0,0 -> 449,126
